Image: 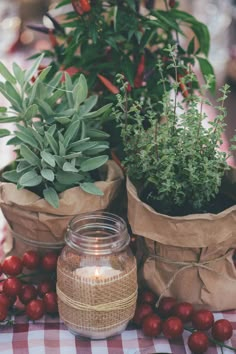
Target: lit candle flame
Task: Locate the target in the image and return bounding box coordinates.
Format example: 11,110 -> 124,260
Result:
94,267 -> 100,277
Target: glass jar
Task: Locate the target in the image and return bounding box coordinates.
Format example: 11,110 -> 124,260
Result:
57,212 -> 137,340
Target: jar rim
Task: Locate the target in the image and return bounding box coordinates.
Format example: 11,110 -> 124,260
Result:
65,212 -> 130,254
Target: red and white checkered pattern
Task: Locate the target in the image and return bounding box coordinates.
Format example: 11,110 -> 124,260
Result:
0,312 -> 235,354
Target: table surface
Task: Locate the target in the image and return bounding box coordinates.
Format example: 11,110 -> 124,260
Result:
0,311 -> 235,354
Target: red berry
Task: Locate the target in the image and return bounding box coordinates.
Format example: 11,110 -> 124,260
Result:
211,319 -> 233,342
0,293 -> 11,309
2,256 -> 23,276
43,292 -> 58,314
23,251 -> 40,270
3,277 -> 22,297
41,252 -> 58,272
142,313 -> 162,337
138,290 -> 157,307
188,331 -> 209,354
37,280 -> 55,298
0,303 -> 8,321
133,303 -> 153,327
26,299 -> 45,320
19,284 -> 38,305
162,316 -> 184,339
192,310 -> 214,331
157,297 -> 177,318
169,0 -> 176,8
173,302 -> 194,323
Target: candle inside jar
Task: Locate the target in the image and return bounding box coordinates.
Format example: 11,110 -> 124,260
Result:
74,266 -> 122,279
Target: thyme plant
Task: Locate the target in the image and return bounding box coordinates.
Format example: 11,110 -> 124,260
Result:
115,46 -> 231,216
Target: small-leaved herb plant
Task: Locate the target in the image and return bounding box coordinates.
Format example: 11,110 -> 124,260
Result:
115,45 -> 233,216
0,55 -> 112,208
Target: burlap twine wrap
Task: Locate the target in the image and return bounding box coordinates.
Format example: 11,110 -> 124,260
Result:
127,173 -> 236,311
57,254 -> 137,336
0,161 -> 123,255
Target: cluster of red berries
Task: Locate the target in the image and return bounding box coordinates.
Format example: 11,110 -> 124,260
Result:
0,251 -> 59,322
132,289 -> 234,354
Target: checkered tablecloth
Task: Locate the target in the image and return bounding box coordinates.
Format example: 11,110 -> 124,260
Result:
0,311 -> 235,354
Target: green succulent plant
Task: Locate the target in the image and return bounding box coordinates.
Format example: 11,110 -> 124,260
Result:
0,55 -> 112,208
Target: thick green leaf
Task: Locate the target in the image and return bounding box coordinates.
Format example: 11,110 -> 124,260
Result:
78,95 -> 98,116
47,124 -> 57,136
24,104 -> 38,121
80,155 -> 108,172
65,72 -> 74,108
62,162 -> 78,172
40,151 -> 56,167
54,117 -> 71,124
45,132 -> 58,154
0,116 -> 20,123
2,170 -> 19,183
64,120 -> 81,147
20,144 -> 41,166
5,82 -> 22,108
187,37 -> 195,55
19,171 -> 42,187
191,22 -> 210,57
16,161 -> 30,173
24,54 -> 44,82
197,56 -> 216,93
43,187 -> 59,208
59,141 -> 66,156
64,152 -> 82,159
15,130 -> 39,149
73,74 -> 88,109
87,129 -> 110,139
84,103 -> 112,119
0,129 -> 11,137
80,182 -> 104,196
0,62 -> 16,84
0,107 -> 7,113
12,63 -> 25,87
41,168 -> 55,181
56,170 -> 83,184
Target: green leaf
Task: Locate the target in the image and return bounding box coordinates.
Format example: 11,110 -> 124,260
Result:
78,95 -> 98,116
43,187 -> 59,208
59,141 -> 66,156
62,162 -> 79,172
40,151 -> 56,167
45,132 -> 58,154
54,117 -> 71,124
64,72 -> 74,108
2,170 -> 19,183
73,74 -> 88,109
197,56 -> 216,93
16,161 -> 30,173
24,54 -> 44,82
84,103 -> 112,119
0,107 -> 7,113
20,144 -> 41,166
0,116 -> 20,123
0,129 -> 11,137
64,120 -> 81,147
191,22 -> 210,57
12,63 -> 25,86
187,37 -> 195,55
41,168 -> 55,181
14,130 -> 39,150
5,82 -> 22,108
56,170 -> 83,185
80,182 -> 104,196
0,62 -> 16,84
24,104 -> 38,121
19,171 -> 43,187
80,155 -> 108,172
87,129 -> 110,139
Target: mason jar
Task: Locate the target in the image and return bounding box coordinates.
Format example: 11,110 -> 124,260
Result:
57,212 -> 137,340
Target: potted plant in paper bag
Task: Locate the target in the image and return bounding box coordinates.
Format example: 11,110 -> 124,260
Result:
0,55 -> 123,256
115,45 -> 236,311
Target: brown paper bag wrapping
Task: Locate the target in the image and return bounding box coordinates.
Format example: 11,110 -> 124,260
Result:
0,161 -> 124,252
127,176 -> 236,311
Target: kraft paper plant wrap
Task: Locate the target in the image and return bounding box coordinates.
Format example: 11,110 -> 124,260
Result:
0,161 -> 124,253
127,175 -> 236,311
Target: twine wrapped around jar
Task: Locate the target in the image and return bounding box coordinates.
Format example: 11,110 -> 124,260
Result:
57,255 -> 137,338
56,212 -> 138,339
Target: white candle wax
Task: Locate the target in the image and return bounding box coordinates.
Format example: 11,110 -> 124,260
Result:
74,266 -> 121,279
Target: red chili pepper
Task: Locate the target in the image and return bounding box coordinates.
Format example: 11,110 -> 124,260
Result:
134,55 -> 145,88
72,0 -> 91,15
97,74 -> 119,94
177,74 -> 189,98
169,0 -> 176,8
